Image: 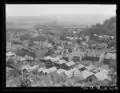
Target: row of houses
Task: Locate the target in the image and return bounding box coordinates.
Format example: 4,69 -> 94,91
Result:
19,55 -> 112,84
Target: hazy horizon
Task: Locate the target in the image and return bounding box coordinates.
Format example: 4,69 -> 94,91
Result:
6,4 -> 116,26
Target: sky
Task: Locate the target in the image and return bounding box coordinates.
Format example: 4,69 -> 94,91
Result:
6,4 -> 116,26
6,4 -> 116,16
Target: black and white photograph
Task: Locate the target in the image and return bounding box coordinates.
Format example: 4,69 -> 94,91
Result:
6,4 -> 116,87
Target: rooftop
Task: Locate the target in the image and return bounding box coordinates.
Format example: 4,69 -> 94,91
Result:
65,61 -> 76,67
82,70 -> 94,79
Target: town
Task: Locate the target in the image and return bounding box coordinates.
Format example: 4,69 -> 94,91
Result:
6,5 -> 116,87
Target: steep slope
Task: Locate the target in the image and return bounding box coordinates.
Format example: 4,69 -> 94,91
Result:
78,26 -> 115,43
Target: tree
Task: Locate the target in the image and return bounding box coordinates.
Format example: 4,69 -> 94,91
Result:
103,16 -> 116,33
7,58 -> 15,65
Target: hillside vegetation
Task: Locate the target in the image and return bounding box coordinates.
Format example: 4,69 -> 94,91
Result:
78,16 -> 116,43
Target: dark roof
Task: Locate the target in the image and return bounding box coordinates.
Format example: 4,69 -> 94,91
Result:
35,50 -> 48,59
79,67 -> 87,71
59,63 -> 69,70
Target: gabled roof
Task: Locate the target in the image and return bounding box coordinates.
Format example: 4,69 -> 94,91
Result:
81,70 -> 94,79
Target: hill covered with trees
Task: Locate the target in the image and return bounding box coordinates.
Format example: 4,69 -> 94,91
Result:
78,16 -> 116,43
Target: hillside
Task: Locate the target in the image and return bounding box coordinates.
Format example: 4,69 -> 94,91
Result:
78,16 -> 116,43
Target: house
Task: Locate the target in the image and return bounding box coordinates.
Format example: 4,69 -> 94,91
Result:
62,70 -> 74,78
40,68 -> 49,74
51,56 -> 62,62
29,65 -> 40,72
24,55 -> 34,60
44,61 -> 55,68
90,68 -> 100,74
85,64 -> 95,71
105,53 -> 116,59
22,40 -> 29,46
19,57 -> 26,61
31,44 -> 40,50
47,67 -> 57,73
49,71 -> 65,84
85,74 -> 98,83
68,51 -> 84,61
94,70 -> 112,81
80,60 -> 92,66
11,44 -> 24,51
51,57 -> 59,62
35,50 -> 48,60
77,64 -> 86,69
58,60 -> 67,64
44,56 -> 53,60
6,52 -> 16,57
57,69 -> 66,75
31,81 -> 45,87
6,42 -> 12,51
58,63 -> 69,70
65,61 -> 75,67
100,65 -> 109,70
38,67 -> 46,73
81,70 -> 94,79
39,75 -> 52,85
73,69 -> 84,78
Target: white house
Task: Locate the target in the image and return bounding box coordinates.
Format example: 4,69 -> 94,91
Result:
6,52 -> 16,57
44,56 -> 53,60
47,67 -> 57,73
